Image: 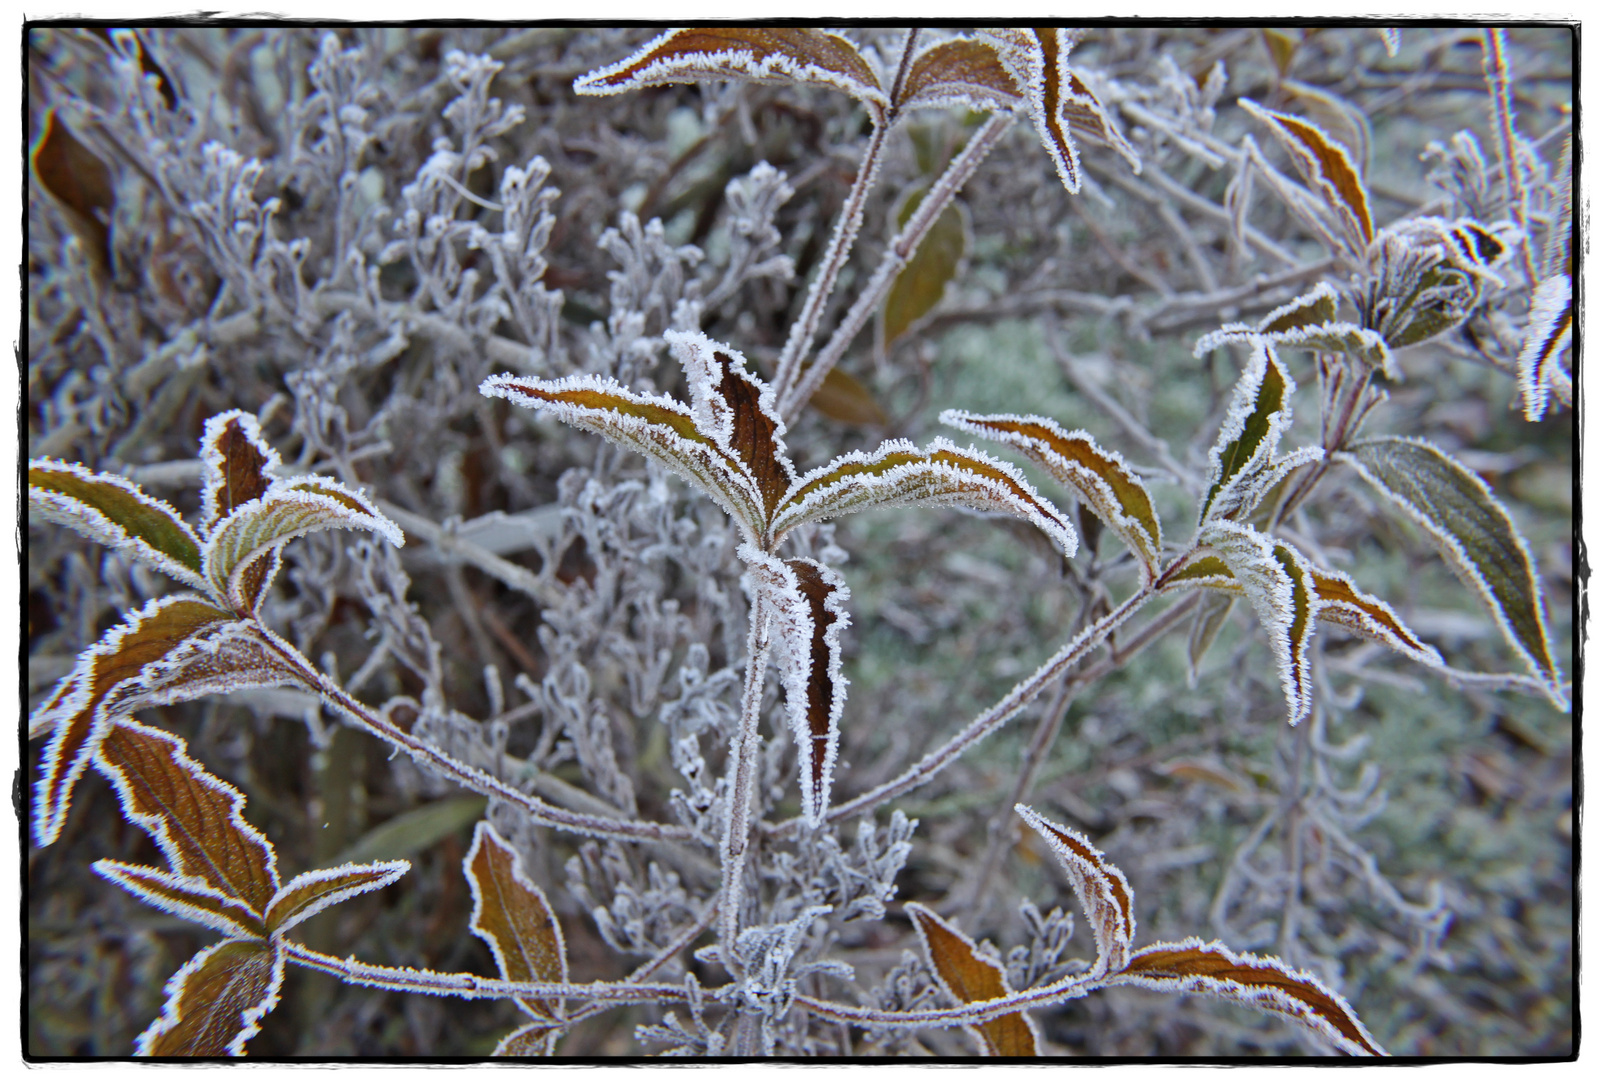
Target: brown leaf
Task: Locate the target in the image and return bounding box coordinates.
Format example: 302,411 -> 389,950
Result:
575,28 -> 886,111
264,861 -> 410,936
807,367 -> 889,426
882,187 -> 969,346
95,719 -> 279,911
677,333 -> 795,520
899,37 -> 1023,113
31,597 -> 235,845
95,860 -> 267,939
1014,804 -> 1134,977
907,903 -> 1039,1056
494,1022 -> 561,1056
741,549 -> 851,824
138,939 -> 283,1056
1310,566 -> 1443,668
1116,938 -> 1385,1055
200,410 -> 277,531
466,823 -> 568,1027
30,107 -> 115,276
1060,70 -> 1141,173
1518,273 -> 1572,421
85,28 -> 178,109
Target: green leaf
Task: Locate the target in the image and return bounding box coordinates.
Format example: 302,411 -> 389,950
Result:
30,459 -> 207,591
327,794 -> 488,867
1341,437 -> 1564,706
881,186 -> 969,346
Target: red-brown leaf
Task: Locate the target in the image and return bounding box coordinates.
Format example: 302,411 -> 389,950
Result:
30,107 -> 115,276
1014,804 -> 1134,977
465,823 -> 568,1027
138,939 -> 284,1056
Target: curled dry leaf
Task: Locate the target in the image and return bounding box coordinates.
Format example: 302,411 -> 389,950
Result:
574,28 -> 887,113
1013,804 -> 1134,978
907,902 -> 1039,1056
740,546 -> 851,824
1200,521 -> 1316,724
466,822 -> 569,1050
1114,938 -> 1385,1056
1340,437 -> 1564,707
942,410 -> 1162,581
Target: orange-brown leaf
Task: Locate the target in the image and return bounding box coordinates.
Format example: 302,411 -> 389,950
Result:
200,411 -> 277,530
264,861 -> 410,935
807,367 -> 889,426
882,188 -> 969,346
32,597 -> 235,845
30,107 -> 115,275
466,823 -> 568,1025
1014,804 -> 1134,977
907,903 -> 1038,1056
1310,566 -> 1442,667
899,37 -> 1023,113
1241,99 -> 1373,251
1117,938 -> 1384,1056
96,719 -> 279,911
95,860 -> 267,939
138,939 -> 283,1056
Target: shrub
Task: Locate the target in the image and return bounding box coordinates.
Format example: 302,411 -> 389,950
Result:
26,24 -> 1572,1057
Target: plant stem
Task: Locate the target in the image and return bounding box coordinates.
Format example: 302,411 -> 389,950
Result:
717,590 -> 771,976
258,621 -> 693,844
780,113 -> 1013,418
1482,29 -> 1540,286
777,585 -> 1164,836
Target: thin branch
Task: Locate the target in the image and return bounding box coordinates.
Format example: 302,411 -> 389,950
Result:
717,589 -> 771,976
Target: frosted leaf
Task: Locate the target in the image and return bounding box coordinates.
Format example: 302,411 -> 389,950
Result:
29,459 -> 208,592
1240,98 -> 1373,254
981,29 -> 1089,193
907,902 -> 1039,1055
465,823 -> 568,1029
1517,273 -> 1572,422
94,861 -> 267,939
1196,337 -> 1319,527
1308,565 -> 1443,669
135,938 -> 284,1057
739,546 -> 850,825
198,410 -> 280,532
1200,520 -> 1316,724
899,35 -> 1024,114
772,436 -> 1077,557
264,861 -> 410,936
574,28 -> 887,112
943,411 -> 1161,580
1112,938 -> 1385,1056
1013,804 -> 1135,979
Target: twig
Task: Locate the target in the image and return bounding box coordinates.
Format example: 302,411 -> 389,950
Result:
717,589 -> 771,976
1482,29 -> 1540,286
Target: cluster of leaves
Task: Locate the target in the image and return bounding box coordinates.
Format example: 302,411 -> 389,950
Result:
27,23 -> 1570,1058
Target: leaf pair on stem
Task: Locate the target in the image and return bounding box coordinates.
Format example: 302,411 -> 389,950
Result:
28,411 -> 404,844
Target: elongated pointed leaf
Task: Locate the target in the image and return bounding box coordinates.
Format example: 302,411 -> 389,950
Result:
1518,274 -> 1572,422
907,902 -> 1039,1056
982,28 -> 1088,193
943,411 -> 1162,581
773,436 -> 1077,556
1014,804 -> 1134,978
900,36 -> 1023,113
494,1022 -> 562,1057
31,107 -> 115,276
1158,553 -> 1243,594
94,719 -> 279,910
1196,284 -> 1394,378
482,372 -> 767,544
1310,566 -> 1443,669
1196,338 -> 1316,526
1114,938 -> 1384,1056
137,939 -> 283,1057
199,410 -> 279,532
1257,282 -> 1339,334
29,459 -> 208,592
1201,521 -> 1316,724
741,547 -> 851,824
465,823 -> 568,1028
204,480 -> 402,612
94,861 -> 267,939
1060,68 -> 1141,173
574,28 -> 887,111
1341,437 -> 1564,706
1240,99 -> 1373,252
264,861 -> 410,935
31,597 -> 234,844
882,189 -> 970,346
667,329 -> 795,522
